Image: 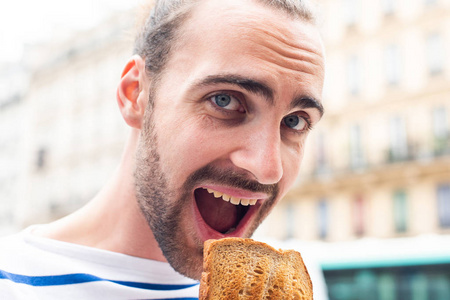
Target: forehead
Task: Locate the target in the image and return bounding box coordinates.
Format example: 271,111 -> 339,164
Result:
185,0 -> 318,40
163,0 -> 325,103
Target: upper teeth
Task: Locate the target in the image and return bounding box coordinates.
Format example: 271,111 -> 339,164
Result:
206,188 -> 257,206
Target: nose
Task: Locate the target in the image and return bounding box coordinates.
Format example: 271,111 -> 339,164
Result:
229,124 -> 284,185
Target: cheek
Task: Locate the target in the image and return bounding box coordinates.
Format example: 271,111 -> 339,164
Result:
156,116 -> 225,183
280,143 -> 305,193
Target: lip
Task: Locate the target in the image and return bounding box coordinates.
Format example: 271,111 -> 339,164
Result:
191,185 -> 264,241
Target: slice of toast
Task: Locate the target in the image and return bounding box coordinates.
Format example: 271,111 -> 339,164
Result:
199,238 -> 313,300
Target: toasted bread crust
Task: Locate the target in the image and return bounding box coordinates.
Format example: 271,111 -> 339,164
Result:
199,238 -> 313,300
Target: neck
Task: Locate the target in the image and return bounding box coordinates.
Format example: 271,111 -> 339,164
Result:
33,129 -> 166,262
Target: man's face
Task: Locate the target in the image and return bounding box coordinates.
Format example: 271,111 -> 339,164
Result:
135,0 -> 325,279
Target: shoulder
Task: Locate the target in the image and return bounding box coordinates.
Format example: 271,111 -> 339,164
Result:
0,229 -> 43,273
0,228 -> 200,299
0,231 -> 28,258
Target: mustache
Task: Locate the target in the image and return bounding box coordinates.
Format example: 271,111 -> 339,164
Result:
182,164 -> 279,196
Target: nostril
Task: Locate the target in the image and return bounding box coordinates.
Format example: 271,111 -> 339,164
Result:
256,157 -> 283,185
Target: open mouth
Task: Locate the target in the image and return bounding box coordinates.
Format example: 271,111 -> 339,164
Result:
194,187 -> 259,234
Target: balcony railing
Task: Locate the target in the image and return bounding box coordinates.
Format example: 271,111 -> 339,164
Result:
309,138 -> 450,180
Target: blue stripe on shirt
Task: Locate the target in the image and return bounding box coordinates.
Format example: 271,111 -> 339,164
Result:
0,269 -> 199,291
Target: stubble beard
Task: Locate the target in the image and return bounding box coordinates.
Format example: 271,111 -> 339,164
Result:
134,92 -> 280,280
134,98 -> 202,279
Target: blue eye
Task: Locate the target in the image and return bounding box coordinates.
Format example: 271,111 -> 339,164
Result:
209,93 -> 243,112
214,94 -> 231,107
283,115 -> 308,131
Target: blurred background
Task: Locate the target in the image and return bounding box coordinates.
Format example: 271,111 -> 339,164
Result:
1,0 -> 449,299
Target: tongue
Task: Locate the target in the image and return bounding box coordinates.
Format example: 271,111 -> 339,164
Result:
195,189 -> 239,233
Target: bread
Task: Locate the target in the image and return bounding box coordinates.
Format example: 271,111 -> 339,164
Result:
199,238 -> 313,300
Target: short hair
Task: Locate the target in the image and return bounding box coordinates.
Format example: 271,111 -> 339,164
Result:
134,0 -> 316,78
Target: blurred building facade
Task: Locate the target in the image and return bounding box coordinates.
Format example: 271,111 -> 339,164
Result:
263,0 -> 450,246
1,0 -> 449,299
0,63 -> 30,235
257,0 -> 450,299
0,11 -> 134,234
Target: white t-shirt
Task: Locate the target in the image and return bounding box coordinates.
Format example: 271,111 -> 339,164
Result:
0,227 -> 199,299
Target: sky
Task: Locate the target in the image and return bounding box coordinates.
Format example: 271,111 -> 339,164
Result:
0,0 -> 143,64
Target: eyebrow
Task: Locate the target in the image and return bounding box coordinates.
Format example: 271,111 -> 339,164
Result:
193,74 -> 274,104
192,74 -> 324,117
291,96 -> 324,118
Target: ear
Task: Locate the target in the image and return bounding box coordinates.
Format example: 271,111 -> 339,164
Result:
117,55 -> 148,129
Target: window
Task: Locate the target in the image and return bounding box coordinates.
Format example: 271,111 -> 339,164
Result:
429,273 -> 450,299
315,132 -> 328,174
347,55 -> 361,96
432,106 -> 449,155
318,199 -> 329,239
437,184 -> 450,228
411,273 -> 429,300
378,273 -> 396,300
385,44 -> 402,86
325,266 -> 450,300
353,196 -> 365,236
355,270 -> 377,298
0,66 -> 26,109
382,0 -> 396,15
425,0 -> 438,6
393,190 -> 408,233
433,106 -> 448,138
426,33 -> 444,76
343,0 -> 358,27
389,116 -> 408,162
350,124 -> 365,169
285,203 -> 295,239
36,148 -> 48,170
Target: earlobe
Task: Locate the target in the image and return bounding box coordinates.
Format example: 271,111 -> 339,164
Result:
117,55 -> 148,129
